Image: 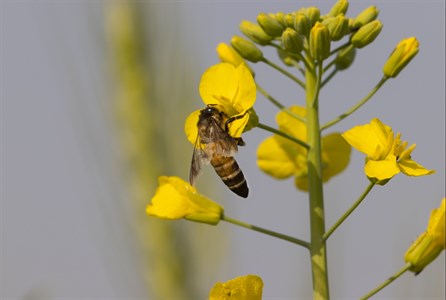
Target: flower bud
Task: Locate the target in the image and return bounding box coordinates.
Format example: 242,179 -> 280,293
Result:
283,13 -> 296,28
299,7 -> 320,26
351,20 -> 383,48
323,15 -> 349,41
216,43 -> 255,75
309,22 -> 330,61
335,44 -> 356,70
277,47 -> 295,66
383,37 -> 419,78
352,6 -> 379,29
328,0 -> 349,17
231,36 -> 263,63
274,12 -> 286,26
294,13 -> 312,37
240,20 -> 273,45
282,28 -> 304,54
257,12 -> 285,37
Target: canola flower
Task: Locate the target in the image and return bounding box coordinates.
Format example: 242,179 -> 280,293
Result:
184,63 -> 257,144
146,176 -> 223,225
405,198 -> 445,273
342,118 -> 434,183
209,274 -> 264,300
257,106 -> 351,191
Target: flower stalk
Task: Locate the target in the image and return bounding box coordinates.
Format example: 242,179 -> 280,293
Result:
257,122 -> 310,149
306,59 -> 330,299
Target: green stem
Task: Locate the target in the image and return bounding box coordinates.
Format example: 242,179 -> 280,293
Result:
222,215 -> 310,249
256,84 -> 306,123
359,263 -> 412,300
322,182 -> 375,242
320,76 -> 388,131
261,57 -> 306,89
257,122 -> 310,149
328,41 -> 350,57
306,60 -> 330,300
269,42 -> 312,71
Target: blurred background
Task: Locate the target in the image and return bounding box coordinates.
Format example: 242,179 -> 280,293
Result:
2,1 -> 444,299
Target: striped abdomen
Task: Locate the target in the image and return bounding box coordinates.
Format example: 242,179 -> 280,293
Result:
211,156 -> 248,198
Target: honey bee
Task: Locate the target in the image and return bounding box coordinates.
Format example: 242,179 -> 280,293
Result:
189,105 -> 249,198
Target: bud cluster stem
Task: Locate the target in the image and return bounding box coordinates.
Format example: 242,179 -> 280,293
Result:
306,60 -> 330,300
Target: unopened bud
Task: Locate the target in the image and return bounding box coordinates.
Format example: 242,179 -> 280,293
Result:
283,13 -> 296,28
294,13 -> 311,37
216,43 -> 254,75
352,6 -> 379,29
240,20 -> 273,45
309,22 -> 330,61
335,45 -> 356,70
323,15 -> 349,41
231,36 -> 264,63
328,0 -> 349,17
257,13 -> 285,37
274,12 -> 286,26
383,37 -> 419,78
351,20 -> 383,48
405,232 -> 443,274
277,48 -> 295,66
282,28 -> 304,54
299,7 -> 320,26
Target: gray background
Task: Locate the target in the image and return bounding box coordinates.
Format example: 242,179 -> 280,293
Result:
2,0 -> 445,299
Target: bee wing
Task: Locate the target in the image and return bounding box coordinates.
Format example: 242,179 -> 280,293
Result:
189,136 -> 211,186
209,119 -> 238,157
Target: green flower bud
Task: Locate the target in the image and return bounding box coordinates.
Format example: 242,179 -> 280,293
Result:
294,13 -> 311,37
328,0 -> 349,17
240,20 -> 273,45
231,35 -> 264,63
277,48 -> 295,66
257,12 -> 285,37
405,232 -> 443,274
352,6 -> 379,29
323,15 -> 349,41
299,7 -> 320,26
335,44 -> 356,70
282,28 -> 304,54
351,20 -> 383,48
274,12 -> 286,26
383,37 -> 419,78
283,13 -> 296,28
309,22 -> 330,61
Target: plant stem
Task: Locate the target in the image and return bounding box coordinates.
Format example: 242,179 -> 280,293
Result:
321,68 -> 338,88
322,182 -> 376,242
256,84 -> 306,123
320,76 -> 388,131
359,263 -> 412,300
222,215 -> 310,249
261,57 -> 306,89
306,60 -> 330,300
257,122 -> 310,149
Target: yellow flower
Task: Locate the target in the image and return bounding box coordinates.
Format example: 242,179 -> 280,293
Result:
209,274 -> 263,300
257,106 -> 351,191
405,198 -> 445,273
383,37 -> 419,78
185,63 -> 257,144
146,176 -> 223,225
342,118 -> 434,183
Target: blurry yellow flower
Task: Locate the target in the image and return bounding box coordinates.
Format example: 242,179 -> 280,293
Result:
342,118 -> 434,183
209,274 -> 263,300
146,176 -> 223,225
257,106 -> 351,191
185,63 -> 257,144
405,198 -> 445,273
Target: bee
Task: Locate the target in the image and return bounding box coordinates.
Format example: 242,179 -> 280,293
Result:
189,105 -> 249,198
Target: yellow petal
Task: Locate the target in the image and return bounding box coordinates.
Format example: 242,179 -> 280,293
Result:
343,118 -> 393,159
184,110 -> 201,145
199,63 -> 256,116
256,136 -> 296,179
216,42 -> 255,75
364,156 -> 400,180
398,158 -> 435,177
321,133 -> 351,180
146,176 -> 223,225
209,274 -> 264,300
276,106 -> 307,142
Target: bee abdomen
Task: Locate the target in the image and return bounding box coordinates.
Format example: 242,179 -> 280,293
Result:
211,156 -> 249,198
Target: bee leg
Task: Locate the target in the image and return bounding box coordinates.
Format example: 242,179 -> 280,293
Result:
224,111 -> 248,133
